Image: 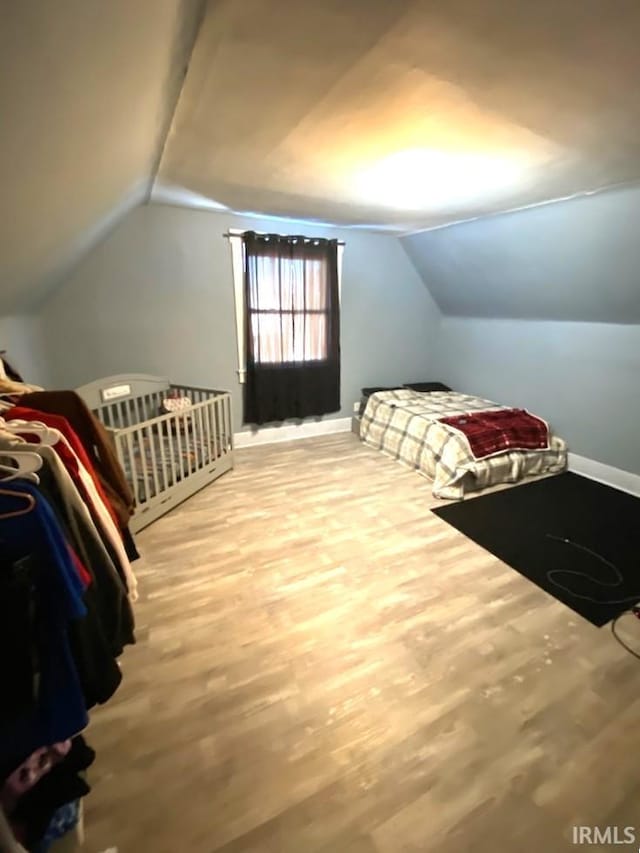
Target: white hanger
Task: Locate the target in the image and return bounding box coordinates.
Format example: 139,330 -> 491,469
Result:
0,450 -> 43,484
0,418 -> 58,447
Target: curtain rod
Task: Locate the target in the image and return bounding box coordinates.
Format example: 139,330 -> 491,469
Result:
223,231 -> 345,246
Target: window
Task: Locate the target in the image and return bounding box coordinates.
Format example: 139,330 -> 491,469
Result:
229,230 -> 343,380
247,252 -> 330,364
228,229 -> 343,424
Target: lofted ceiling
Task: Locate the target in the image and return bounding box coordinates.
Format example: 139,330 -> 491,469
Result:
0,0 -> 204,312
158,0 -> 640,231
401,185 -> 640,324
3,0 -> 640,314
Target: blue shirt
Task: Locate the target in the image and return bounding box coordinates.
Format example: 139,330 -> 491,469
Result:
0,482 -> 89,771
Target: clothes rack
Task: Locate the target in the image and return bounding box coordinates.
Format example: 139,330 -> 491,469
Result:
0,376 -> 138,852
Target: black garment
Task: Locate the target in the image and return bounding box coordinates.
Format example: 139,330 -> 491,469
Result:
242,231 -> 341,425
37,457 -> 135,655
65,735 -> 96,772
0,354 -> 24,383
67,601 -> 123,709
123,526 -> 140,562
11,740 -> 93,850
0,553 -> 39,726
36,467 -> 127,708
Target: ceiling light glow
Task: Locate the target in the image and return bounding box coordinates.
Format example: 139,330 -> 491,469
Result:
351,148 -> 531,211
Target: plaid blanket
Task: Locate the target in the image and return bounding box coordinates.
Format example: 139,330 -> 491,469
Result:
360,390 -> 567,500
438,408 -> 549,459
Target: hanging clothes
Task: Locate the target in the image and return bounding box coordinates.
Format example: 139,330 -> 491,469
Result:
33,444 -> 135,652
0,354 -> 24,385
0,380 -> 42,396
18,392 -> 135,529
10,736 -> 94,853
0,437 -> 130,705
1,743 -> 72,815
0,482 -> 89,775
3,411 -> 138,601
4,407 -> 124,529
0,392 -> 138,852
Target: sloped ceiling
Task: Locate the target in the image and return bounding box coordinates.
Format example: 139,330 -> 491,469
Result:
0,0 -> 204,313
158,0 -> 640,232
401,185 -> 640,323
4,0 -> 640,318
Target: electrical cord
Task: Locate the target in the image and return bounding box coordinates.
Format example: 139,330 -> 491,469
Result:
545,535 -> 640,605
544,534 -> 640,660
611,612 -> 640,661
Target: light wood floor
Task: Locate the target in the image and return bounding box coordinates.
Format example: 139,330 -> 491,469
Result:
84,434 -> 640,853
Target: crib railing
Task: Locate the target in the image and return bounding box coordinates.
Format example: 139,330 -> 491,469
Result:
95,388 -> 233,532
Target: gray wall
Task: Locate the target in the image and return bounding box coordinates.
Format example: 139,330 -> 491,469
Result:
402,185 -> 640,323
41,204 -> 441,430
434,318 -> 640,474
402,186 -> 640,474
0,315 -> 49,388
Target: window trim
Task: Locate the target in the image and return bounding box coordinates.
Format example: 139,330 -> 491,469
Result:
228,229 -> 343,384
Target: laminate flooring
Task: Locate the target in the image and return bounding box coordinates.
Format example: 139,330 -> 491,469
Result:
84,434 -> 640,852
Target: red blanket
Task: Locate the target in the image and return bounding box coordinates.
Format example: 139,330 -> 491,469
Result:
438,408 -> 550,459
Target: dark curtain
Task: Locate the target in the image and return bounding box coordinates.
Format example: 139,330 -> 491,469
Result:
242,231 -> 341,425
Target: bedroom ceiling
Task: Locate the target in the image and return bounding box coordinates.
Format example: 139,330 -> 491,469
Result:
401,185 -> 640,323
0,0 -> 204,312
3,0 -> 640,314
157,0 -> 640,231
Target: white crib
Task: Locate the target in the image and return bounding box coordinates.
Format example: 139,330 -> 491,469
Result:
76,374 -> 234,533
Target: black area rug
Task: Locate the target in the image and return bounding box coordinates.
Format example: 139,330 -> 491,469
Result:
432,473 -> 640,626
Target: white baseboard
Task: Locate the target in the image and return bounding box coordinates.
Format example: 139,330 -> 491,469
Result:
234,417 -> 351,448
568,453 -> 640,497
